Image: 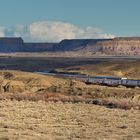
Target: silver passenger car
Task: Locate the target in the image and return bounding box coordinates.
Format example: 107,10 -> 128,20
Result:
122,79 -> 140,87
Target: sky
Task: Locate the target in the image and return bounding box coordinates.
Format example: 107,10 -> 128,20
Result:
0,0 -> 140,42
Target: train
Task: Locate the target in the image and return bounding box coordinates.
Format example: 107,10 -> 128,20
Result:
65,74 -> 140,87
79,75 -> 140,87
36,71 -> 140,87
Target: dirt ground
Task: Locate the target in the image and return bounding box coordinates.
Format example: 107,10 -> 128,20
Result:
0,100 -> 139,140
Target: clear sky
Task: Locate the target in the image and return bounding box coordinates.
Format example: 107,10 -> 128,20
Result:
0,0 -> 140,42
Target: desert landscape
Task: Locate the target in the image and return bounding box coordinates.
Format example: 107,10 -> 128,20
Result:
0,48 -> 139,140
0,57 -> 139,139
0,0 -> 140,139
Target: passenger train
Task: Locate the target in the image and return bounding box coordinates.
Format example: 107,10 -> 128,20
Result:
36,71 -> 140,87
79,75 -> 140,87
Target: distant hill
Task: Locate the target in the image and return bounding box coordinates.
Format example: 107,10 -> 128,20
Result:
0,37 -> 24,52
53,37 -> 140,55
0,37 -> 55,52
24,43 -> 56,52
51,39 -> 111,51
0,37 -> 140,55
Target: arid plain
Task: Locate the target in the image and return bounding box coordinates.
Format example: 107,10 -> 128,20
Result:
0,55 -> 139,140
0,100 -> 140,140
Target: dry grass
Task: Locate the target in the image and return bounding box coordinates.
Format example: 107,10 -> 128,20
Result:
0,100 -> 139,140
0,69 -> 139,139
92,98 -> 140,110
0,93 -> 139,110
0,92 -> 87,103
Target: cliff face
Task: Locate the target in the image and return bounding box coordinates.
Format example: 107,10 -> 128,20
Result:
84,37 -> 140,55
53,37 -> 140,55
0,37 -> 140,55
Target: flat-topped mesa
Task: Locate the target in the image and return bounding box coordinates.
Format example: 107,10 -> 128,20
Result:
0,37 -> 24,44
0,37 -> 140,55
0,37 -> 55,52
0,37 -> 25,52
52,39 -> 112,51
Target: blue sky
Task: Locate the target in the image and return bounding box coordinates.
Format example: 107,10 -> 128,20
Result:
0,0 -> 140,41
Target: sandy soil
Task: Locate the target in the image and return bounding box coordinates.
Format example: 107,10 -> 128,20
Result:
0,100 -> 139,140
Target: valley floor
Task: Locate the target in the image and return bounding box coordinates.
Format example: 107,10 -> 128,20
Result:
0,100 -> 139,140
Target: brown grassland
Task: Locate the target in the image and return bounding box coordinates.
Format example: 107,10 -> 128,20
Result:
0,100 -> 140,140
0,56 -> 139,139
0,70 -> 139,139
